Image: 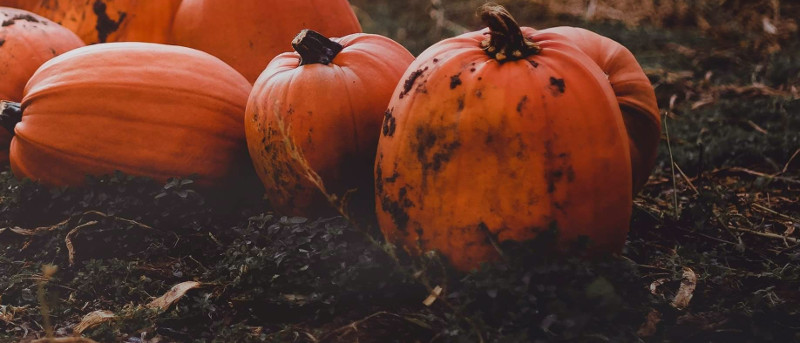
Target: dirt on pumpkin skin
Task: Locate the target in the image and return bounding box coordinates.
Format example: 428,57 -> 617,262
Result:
93,0 -> 126,43
2,0 -> 800,342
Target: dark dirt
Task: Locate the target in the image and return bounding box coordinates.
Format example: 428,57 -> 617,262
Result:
2,14 -> 40,27
399,67 -> 427,99
92,0 -> 126,43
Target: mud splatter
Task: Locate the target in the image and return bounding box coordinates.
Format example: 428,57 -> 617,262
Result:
400,67 -> 427,99
93,0 -> 127,43
517,96 -> 528,113
549,77 -> 566,94
450,73 -> 462,89
2,14 -> 40,26
382,109 -> 396,137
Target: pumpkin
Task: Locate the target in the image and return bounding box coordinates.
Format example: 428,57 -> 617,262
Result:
375,5 -> 633,271
9,0 -> 182,44
171,0 -> 362,83
0,42 -> 253,187
0,7 -> 84,165
540,27 -> 660,194
245,30 -> 414,217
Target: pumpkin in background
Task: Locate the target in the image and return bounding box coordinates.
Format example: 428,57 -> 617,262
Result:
375,5 -> 633,271
0,7 -> 84,165
246,30 -> 414,217
10,0 -> 182,44
0,42 -> 253,188
541,27 -> 660,194
171,0 -> 362,83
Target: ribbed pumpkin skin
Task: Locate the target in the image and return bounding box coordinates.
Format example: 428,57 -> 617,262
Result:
12,0 -> 182,44
246,33 -> 414,216
11,42 -> 252,187
0,7 -> 84,164
171,0 -> 362,83
375,29 -> 633,271
542,27 -> 660,194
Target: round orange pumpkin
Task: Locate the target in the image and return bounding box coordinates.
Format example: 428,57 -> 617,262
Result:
540,27 -> 660,194
0,7 -> 84,165
171,0 -> 362,83
245,30 -> 414,216
10,0 -> 182,44
1,42 -> 253,187
375,5 -> 633,271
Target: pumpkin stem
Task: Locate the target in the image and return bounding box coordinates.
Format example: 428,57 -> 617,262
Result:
292,29 -> 344,66
0,101 -> 22,135
479,4 -> 541,62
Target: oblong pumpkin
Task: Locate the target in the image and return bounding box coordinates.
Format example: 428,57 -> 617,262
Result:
11,0 -> 182,44
0,7 -> 84,164
541,27 -> 660,194
375,6 -> 633,271
6,42 -> 253,187
171,0 -> 362,83
246,30 -> 414,216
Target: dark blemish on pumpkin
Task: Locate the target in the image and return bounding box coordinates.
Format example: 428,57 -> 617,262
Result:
450,73 -> 462,89
93,0 -> 126,43
528,59 -> 539,68
477,77 -> 483,81
433,58 -> 439,63
381,187 -> 413,233
49,48 -> 57,55
2,14 -> 40,26
475,89 -> 483,98
382,109 -> 396,137
516,96 -> 528,113
470,68 -> 476,72
287,106 -> 294,115
0,39 -> 4,47
485,133 -> 494,144
549,77 -> 566,94
566,166 -> 576,182
415,127 -> 461,172
456,95 -> 465,112
400,67 -> 427,99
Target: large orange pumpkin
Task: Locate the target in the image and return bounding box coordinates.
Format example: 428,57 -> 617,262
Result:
246,30 -> 414,216
9,0 -> 182,44
375,5 -> 633,271
0,7 -> 84,165
1,42 -> 253,187
171,0 -> 362,83
540,27 -> 660,194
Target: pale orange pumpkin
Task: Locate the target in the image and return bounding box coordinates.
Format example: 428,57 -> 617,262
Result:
1,42 -> 253,187
246,30 -> 414,216
0,7 -> 84,164
375,5 -> 634,271
10,0 -> 182,44
171,0 -> 362,83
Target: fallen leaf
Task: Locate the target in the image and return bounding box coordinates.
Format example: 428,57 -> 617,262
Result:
147,281 -> 202,311
672,267 -> 698,310
650,278 -> 668,296
422,286 -> 443,306
73,310 -> 116,334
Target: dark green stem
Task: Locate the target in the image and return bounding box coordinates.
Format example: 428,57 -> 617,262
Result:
0,101 -> 22,135
292,29 -> 344,66
479,4 -> 541,62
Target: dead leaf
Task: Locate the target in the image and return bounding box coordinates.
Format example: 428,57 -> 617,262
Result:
650,278 -> 668,295
73,310 -> 116,334
637,309 -> 662,337
147,281 -> 202,311
422,286 -> 443,306
64,221 -> 99,267
671,267 -> 698,310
